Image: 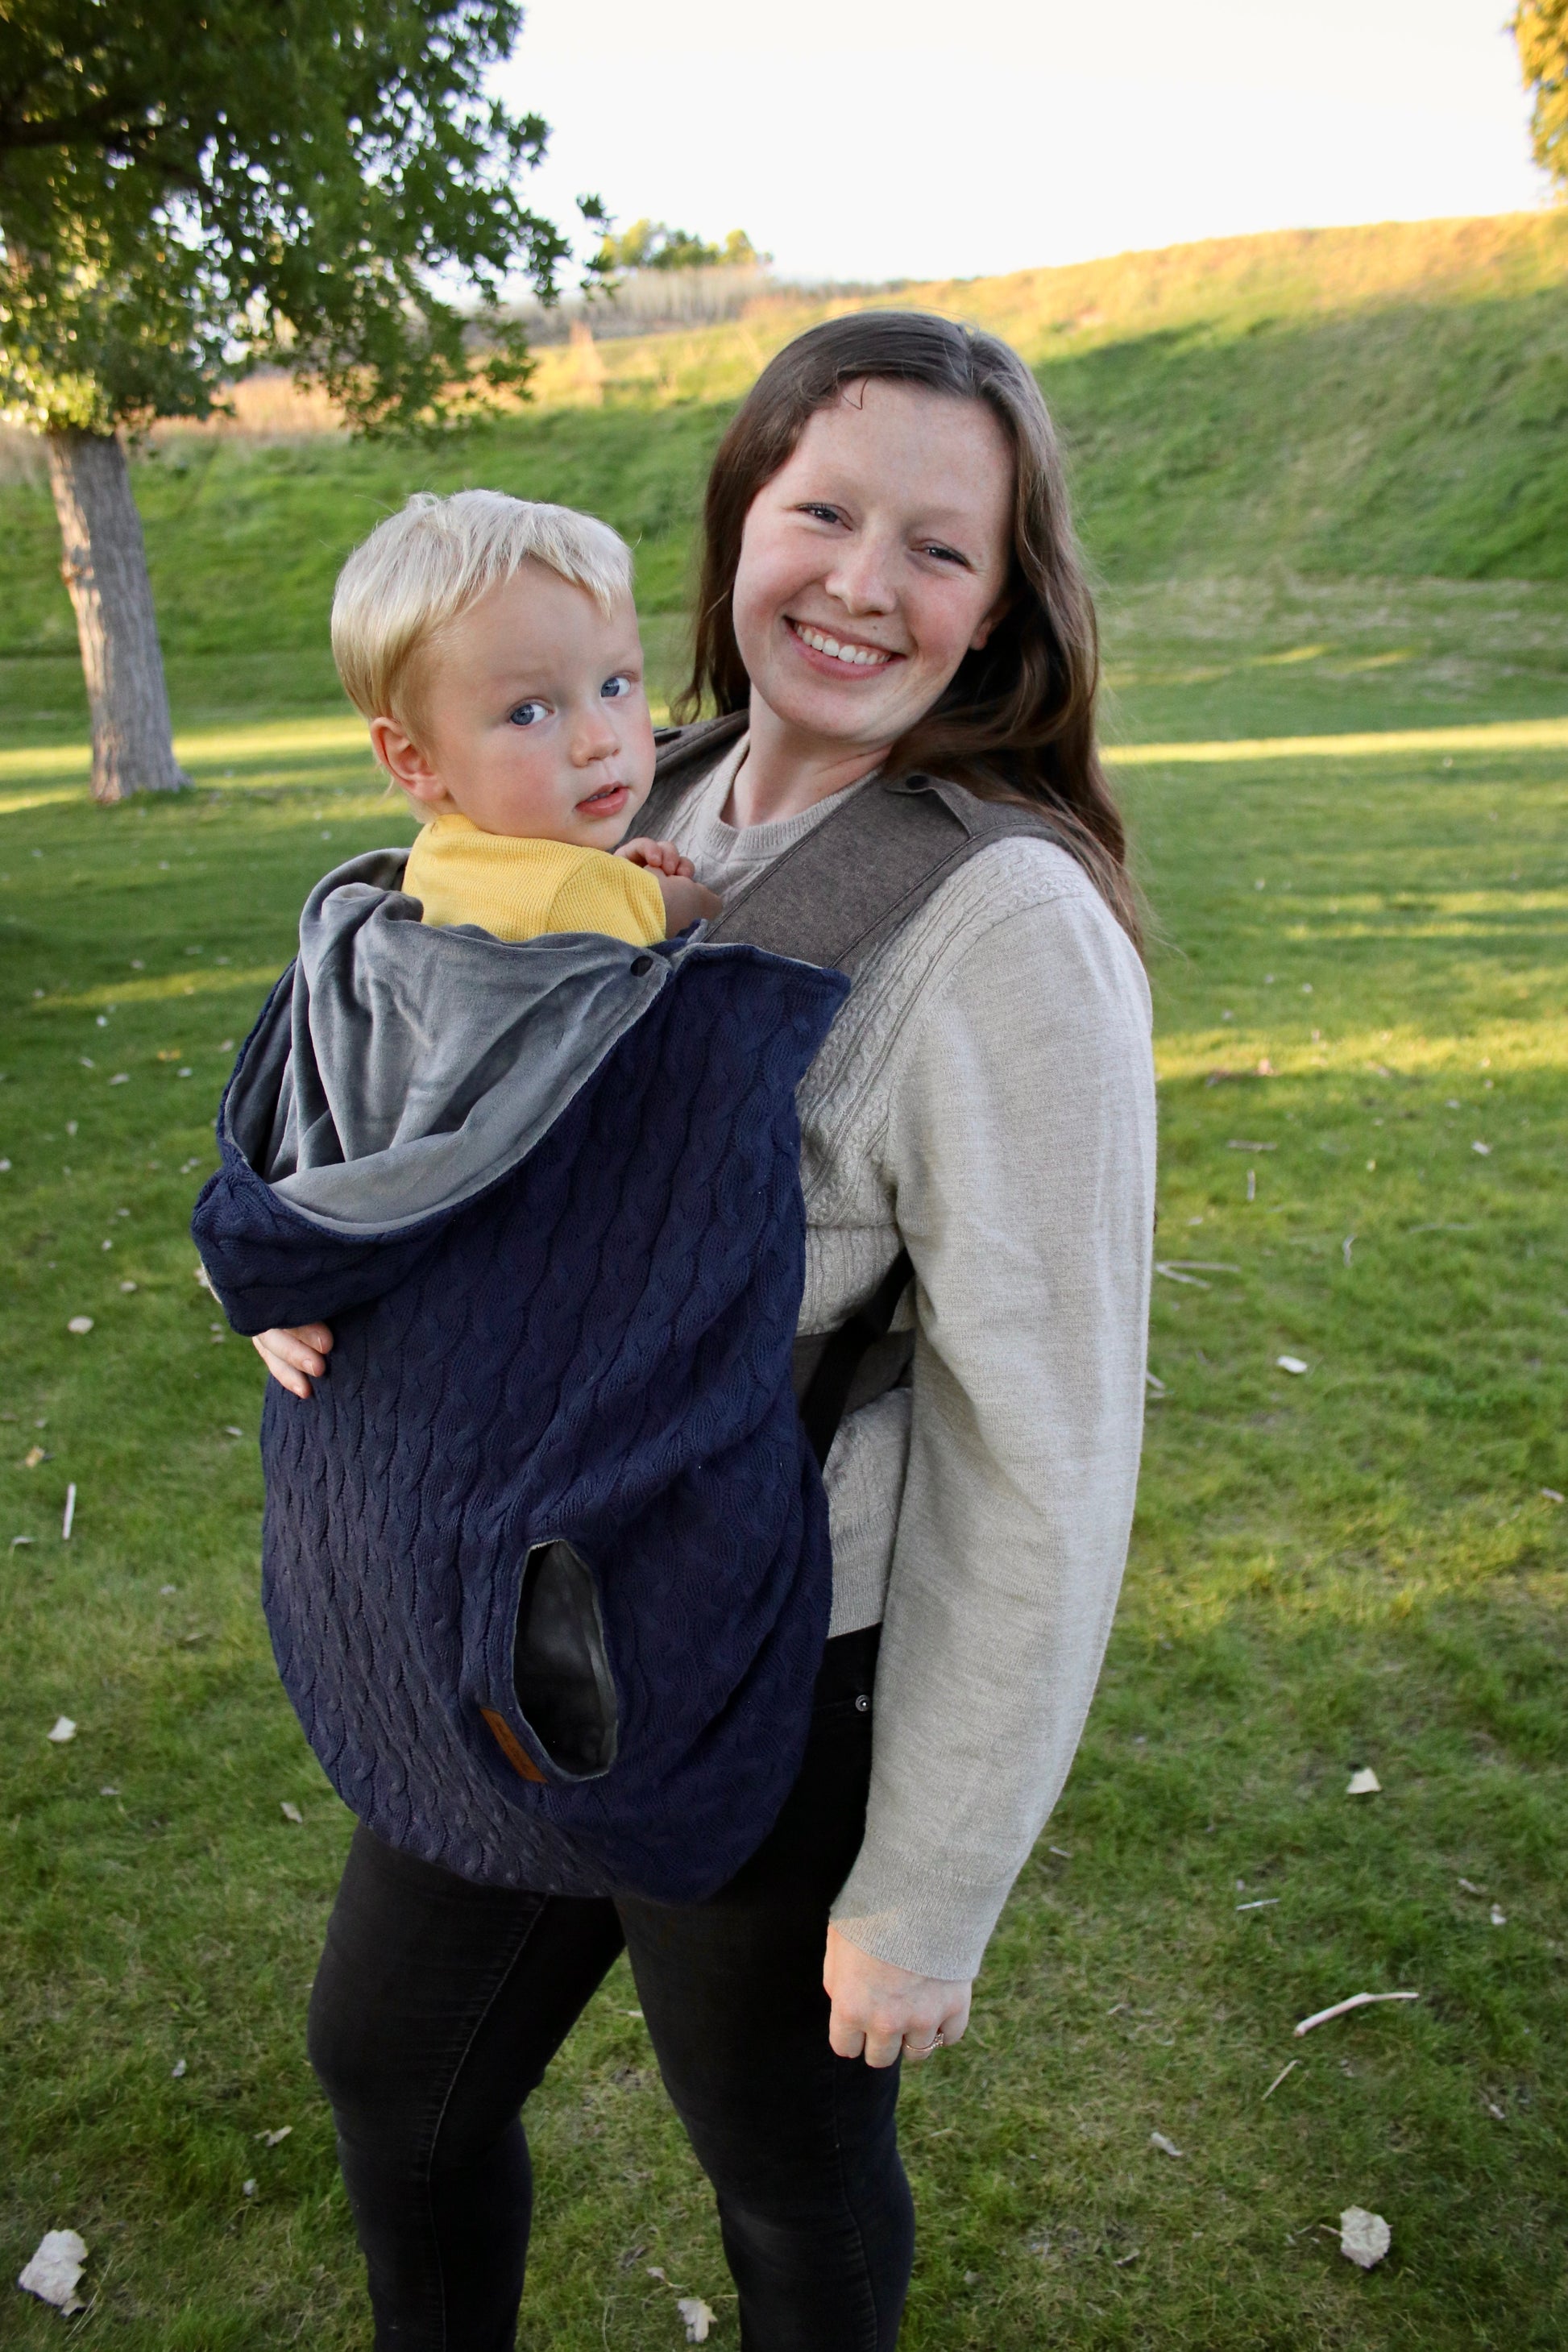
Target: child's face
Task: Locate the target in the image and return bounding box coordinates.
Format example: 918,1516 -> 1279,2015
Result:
375,566 -> 657,847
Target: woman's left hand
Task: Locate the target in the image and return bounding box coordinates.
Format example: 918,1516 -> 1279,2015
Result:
823,1923 -> 972,2068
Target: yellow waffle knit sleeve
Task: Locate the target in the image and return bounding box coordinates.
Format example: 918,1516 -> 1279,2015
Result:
402,816 -> 666,947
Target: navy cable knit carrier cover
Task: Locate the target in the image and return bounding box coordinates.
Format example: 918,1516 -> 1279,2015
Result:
194,852 -> 849,1905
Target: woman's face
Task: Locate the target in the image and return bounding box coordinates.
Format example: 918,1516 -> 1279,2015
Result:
731,380 -> 1015,757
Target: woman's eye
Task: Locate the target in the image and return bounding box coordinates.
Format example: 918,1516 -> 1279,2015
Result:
799,503 -> 842,525
599,674 -> 635,701
921,543 -> 969,567
508,701 -> 548,728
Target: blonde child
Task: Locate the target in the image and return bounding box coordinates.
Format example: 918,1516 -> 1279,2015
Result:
331,490 -> 719,943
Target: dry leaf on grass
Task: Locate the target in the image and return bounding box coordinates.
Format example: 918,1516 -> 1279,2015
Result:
280,1802 -> 304,1825
1339,2207 -> 1391,2270
647,2267 -> 718,2342
66,1315 -> 93,1335
1490,1904 -> 1508,1927
1295,1990 -> 1419,2038
23,1445 -> 46,1468
1346,1768 -> 1381,1795
16,2228 -> 88,2313
1276,1354 -> 1309,1375
171,2060 -> 187,2078
47,1716 -> 76,1744
1149,2132 -> 1184,2157
256,2126 -> 292,2147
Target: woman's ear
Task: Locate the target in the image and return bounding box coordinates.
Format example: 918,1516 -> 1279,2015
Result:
969,592 -> 1012,653
367,716 -> 447,809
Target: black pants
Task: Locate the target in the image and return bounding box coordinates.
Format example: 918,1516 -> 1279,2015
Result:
307,1628 -> 914,2350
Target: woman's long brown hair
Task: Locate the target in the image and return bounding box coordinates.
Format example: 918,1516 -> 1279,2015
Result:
677,310 -> 1140,947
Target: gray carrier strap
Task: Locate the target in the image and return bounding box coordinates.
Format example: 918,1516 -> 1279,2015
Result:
646,716 -> 1068,977
647,718 -> 1071,1444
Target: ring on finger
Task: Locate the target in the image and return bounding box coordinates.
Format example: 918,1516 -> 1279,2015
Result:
902,2029 -> 944,2059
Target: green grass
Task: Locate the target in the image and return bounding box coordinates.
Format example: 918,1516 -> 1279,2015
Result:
2,576 -> 1565,2348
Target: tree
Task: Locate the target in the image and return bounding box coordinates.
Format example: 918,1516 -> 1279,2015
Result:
0,2 -> 599,802
596,218 -> 766,274
1515,1 -> 1568,187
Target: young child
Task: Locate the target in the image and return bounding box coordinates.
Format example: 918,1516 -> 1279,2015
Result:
195,486 -> 848,1912
331,489 -> 720,942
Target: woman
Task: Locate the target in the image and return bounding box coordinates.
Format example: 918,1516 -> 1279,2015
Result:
255,312 -> 1155,2350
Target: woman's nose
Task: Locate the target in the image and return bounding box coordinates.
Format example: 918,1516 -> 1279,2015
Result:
823,533 -> 898,615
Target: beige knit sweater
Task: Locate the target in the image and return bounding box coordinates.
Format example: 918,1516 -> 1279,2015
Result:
663,740 -> 1157,1981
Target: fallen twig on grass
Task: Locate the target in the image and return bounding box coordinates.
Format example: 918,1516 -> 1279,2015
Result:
1262,2060 -> 1299,2100
1294,1991 -> 1419,2039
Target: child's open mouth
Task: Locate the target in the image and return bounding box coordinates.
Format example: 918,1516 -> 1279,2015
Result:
577,782 -> 630,817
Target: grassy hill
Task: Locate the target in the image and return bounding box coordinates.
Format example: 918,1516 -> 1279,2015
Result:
4,212 -> 1568,742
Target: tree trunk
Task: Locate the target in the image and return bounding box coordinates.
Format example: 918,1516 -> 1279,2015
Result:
45,429 -> 189,803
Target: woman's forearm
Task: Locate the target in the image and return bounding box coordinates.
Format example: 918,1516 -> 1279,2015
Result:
830,880 -> 1156,1981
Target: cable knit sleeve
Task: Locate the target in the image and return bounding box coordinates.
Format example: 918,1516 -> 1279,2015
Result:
828,867 -> 1155,1981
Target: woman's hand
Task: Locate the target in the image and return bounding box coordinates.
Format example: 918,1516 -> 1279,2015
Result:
252,1322 -> 334,1400
823,1922 -> 972,2068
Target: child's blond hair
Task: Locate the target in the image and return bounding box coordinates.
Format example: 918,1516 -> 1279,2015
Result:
332,490 -> 633,735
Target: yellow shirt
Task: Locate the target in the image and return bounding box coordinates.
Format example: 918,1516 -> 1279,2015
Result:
402,813 -> 666,948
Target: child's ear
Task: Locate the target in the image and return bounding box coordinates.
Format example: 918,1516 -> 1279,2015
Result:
368,716 -> 445,807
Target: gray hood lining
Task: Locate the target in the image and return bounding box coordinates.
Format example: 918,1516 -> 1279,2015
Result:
224,849 -> 687,1237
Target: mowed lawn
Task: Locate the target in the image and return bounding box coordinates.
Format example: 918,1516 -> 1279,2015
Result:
2,577 -> 1566,2350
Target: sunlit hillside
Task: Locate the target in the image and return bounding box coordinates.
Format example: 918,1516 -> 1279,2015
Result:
3,211 -> 1568,736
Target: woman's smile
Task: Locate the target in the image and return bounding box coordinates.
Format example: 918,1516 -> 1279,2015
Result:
787,617 -> 900,672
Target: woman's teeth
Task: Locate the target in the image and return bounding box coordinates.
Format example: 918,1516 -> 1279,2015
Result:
794,622 -> 893,668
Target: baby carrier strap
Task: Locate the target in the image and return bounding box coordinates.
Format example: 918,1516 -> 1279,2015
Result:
649,716 -> 1067,977
649,720 -> 1071,1461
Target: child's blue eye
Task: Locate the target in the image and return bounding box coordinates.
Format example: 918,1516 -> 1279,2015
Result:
508,701 -> 547,728
600,674 -> 634,701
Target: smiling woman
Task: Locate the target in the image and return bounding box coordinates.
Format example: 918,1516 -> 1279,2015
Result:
253,311 -> 1157,2352
680,310 -> 1138,936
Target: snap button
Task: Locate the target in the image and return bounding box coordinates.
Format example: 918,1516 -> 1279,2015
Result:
855,1693 -> 871,1714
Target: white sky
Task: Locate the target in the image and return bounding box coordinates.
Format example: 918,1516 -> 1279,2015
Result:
496,0 -> 1548,286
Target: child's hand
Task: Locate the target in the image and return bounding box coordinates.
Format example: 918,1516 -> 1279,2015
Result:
655,873 -> 723,934
617,836 -> 695,879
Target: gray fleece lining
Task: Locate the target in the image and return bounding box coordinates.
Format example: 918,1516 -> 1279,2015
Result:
223,848 -> 682,1236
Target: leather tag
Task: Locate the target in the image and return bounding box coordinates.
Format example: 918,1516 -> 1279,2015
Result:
481,1707 -> 546,1783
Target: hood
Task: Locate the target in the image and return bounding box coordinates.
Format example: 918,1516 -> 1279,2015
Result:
195,849 -> 718,1331
224,848 -> 682,1235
